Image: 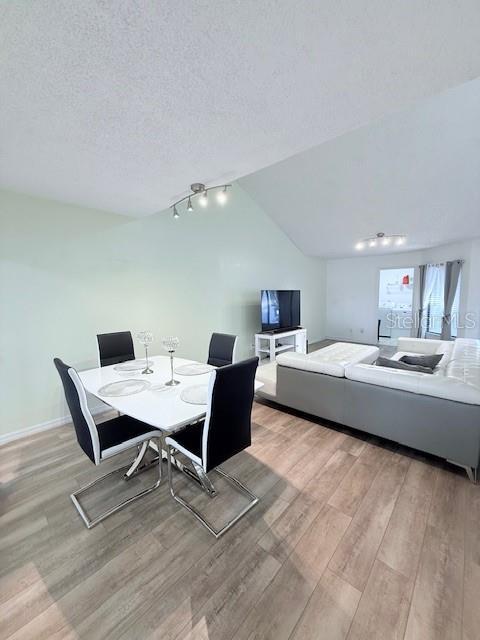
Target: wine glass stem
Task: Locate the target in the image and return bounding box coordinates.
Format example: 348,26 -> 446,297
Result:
145,345 -> 149,368
170,352 -> 174,382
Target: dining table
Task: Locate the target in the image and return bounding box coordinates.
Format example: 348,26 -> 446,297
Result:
79,354 -> 263,483
79,355 -> 221,433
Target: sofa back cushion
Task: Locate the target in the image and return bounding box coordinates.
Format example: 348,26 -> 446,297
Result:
397,337 -> 445,355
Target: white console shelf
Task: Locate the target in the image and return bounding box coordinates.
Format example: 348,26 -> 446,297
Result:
254,328 -> 307,362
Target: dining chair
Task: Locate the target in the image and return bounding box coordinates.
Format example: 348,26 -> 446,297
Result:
165,357 -> 259,538
207,332 -> 238,367
54,358 -> 163,529
97,331 -> 135,367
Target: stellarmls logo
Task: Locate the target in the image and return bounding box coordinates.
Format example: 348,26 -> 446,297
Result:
386,311 -> 477,331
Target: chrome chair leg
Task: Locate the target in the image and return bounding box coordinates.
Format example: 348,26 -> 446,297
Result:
192,461 -> 217,497
164,447 -> 208,490
71,437 -> 164,529
166,446 -> 258,538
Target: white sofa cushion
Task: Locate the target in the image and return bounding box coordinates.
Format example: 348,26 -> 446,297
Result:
277,342 -> 379,378
346,338 -> 480,405
396,337 -> 445,355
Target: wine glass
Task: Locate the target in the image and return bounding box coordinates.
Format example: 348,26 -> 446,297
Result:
162,336 -> 180,386
137,331 -> 154,374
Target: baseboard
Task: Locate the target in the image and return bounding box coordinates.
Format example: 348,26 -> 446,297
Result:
0,406 -> 111,446
324,335 -> 378,347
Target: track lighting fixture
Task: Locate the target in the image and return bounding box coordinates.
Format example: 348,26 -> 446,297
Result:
216,186 -> 228,205
355,232 -> 406,250
170,183 -> 231,219
199,190 -> 208,207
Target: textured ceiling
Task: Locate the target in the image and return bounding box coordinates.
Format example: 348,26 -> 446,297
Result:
240,78 -> 480,258
1,1 -> 480,217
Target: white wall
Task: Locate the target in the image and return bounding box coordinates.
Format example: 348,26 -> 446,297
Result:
0,186 -> 325,436
326,239 -> 480,344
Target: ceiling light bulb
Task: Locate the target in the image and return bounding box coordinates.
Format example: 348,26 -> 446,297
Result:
199,190 -> 208,207
369,239 -> 377,247
216,186 -> 228,205
396,237 -> 405,246
173,205 -> 179,219
355,241 -> 365,250
382,237 -> 391,246
187,197 -> 193,212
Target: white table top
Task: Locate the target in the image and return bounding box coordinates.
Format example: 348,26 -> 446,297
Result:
79,355 -> 262,434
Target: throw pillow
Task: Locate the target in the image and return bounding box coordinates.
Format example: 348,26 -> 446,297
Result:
375,356 -> 434,374
399,354 -> 443,370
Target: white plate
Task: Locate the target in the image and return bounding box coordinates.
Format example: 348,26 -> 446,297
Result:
174,363 -> 215,376
98,379 -> 151,397
114,359 -> 151,372
180,385 -> 208,405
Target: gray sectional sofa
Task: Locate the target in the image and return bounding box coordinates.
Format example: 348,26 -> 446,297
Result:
256,339 -> 480,482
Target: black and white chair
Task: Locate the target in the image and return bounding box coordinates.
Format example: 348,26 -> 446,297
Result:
54,358 -> 163,529
207,332 -> 238,367
165,357 -> 259,538
97,331 -> 135,367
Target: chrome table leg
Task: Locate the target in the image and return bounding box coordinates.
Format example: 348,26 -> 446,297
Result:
130,437 -> 217,493
123,441 -> 150,479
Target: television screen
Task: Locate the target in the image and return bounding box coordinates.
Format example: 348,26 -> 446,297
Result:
261,290 -> 300,332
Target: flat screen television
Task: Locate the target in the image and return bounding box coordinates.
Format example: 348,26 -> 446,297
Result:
261,290 -> 301,332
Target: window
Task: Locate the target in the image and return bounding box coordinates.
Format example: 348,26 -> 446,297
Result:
378,268 -> 415,311
377,268 -> 415,344
425,264 -> 461,337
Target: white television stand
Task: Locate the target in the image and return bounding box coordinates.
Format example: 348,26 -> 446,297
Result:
254,328 -> 307,362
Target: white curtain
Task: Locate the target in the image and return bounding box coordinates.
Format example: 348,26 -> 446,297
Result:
419,264 -> 444,338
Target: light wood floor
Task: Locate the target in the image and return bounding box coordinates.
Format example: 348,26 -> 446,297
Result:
1,401 -> 479,640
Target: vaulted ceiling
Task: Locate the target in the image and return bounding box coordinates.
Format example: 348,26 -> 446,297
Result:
1,1 -> 480,217
240,78 -> 480,257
